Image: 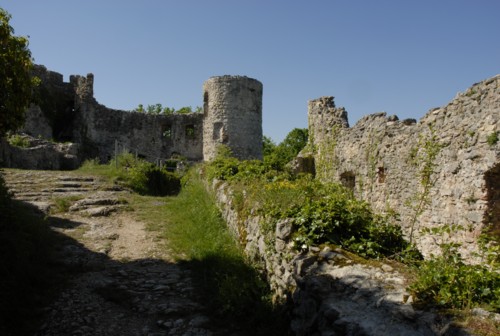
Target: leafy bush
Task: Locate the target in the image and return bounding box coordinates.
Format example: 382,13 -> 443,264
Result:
110,153 -> 181,196
141,164 -> 181,196
0,8 -> 37,136
263,128 -> 308,171
80,153 -> 181,196
281,183 -> 417,259
7,133 -> 30,148
409,244 -> 500,312
205,150 -> 416,260
204,145 -> 241,181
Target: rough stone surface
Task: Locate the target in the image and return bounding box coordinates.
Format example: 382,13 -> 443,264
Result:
305,75 -> 500,261
1,65 -> 263,168
0,135 -> 80,170
211,180 -> 472,336
1,169 -> 235,336
202,75 -> 263,161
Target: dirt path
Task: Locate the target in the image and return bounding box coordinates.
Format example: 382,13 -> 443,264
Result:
2,169 -> 228,336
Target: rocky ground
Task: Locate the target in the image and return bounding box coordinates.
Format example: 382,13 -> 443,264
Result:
2,169 -> 238,336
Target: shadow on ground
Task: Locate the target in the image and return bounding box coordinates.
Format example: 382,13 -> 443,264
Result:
0,199 -> 290,336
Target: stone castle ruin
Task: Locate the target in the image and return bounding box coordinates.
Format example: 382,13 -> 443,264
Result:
0,65 -> 263,168
1,64 -> 499,261
303,74 -> 500,260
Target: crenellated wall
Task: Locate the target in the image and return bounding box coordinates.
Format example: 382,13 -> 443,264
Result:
306,75 -> 500,260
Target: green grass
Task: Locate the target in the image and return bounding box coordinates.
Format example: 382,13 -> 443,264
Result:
132,168 -> 288,334
51,195 -> 83,214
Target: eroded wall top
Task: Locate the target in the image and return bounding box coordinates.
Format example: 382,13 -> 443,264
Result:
308,74 -> 500,261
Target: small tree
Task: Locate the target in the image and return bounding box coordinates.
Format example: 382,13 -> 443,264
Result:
177,106 -> 193,114
262,135 -> 276,157
0,8 -> 37,136
264,128 -> 308,171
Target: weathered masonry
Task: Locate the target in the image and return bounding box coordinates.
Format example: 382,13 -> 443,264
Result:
203,75 -> 263,161
1,65 -> 263,168
303,75 -> 500,260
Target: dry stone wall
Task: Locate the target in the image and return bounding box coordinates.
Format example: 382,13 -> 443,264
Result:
306,75 -> 500,260
210,180 -> 466,336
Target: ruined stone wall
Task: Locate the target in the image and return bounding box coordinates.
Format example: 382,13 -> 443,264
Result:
307,75 -> 500,260
74,103 -> 204,163
210,180 -> 458,335
27,65 -> 76,141
0,137 -> 80,170
70,72 -> 205,163
203,76 -> 263,161
15,66 -> 205,165
14,67 -> 262,166
69,77 -> 203,162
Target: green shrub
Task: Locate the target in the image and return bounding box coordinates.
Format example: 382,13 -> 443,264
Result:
79,153 -> 181,196
7,134 -> 30,148
105,152 -> 180,196
409,245 -> 500,312
141,165 -> 181,196
487,131 -> 498,146
205,149 -> 416,260
282,183 -> 417,259
263,128 -> 308,171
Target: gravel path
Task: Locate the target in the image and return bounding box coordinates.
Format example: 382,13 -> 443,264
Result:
2,169 -> 232,336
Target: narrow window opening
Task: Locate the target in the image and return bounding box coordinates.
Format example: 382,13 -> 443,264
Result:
213,122 -> 223,140
340,171 -> 356,190
203,91 -> 209,116
162,125 -> 172,138
484,163 -> 500,239
185,124 -> 195,138
377,167 -> 386,183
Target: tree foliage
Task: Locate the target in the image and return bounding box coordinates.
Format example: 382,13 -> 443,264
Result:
0,8 -> 36,136
264,128 -> 308,171
133,103 -> 201,115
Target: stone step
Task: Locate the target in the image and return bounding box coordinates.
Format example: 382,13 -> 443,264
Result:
55,182 -> 84,188
41,188 -> 92,193
58,176 -> 95,182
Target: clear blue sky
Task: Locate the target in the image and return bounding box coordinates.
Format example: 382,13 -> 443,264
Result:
3,0 -> 500,142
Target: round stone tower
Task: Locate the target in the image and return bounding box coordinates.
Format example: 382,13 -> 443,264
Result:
202,75 -> 263,161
